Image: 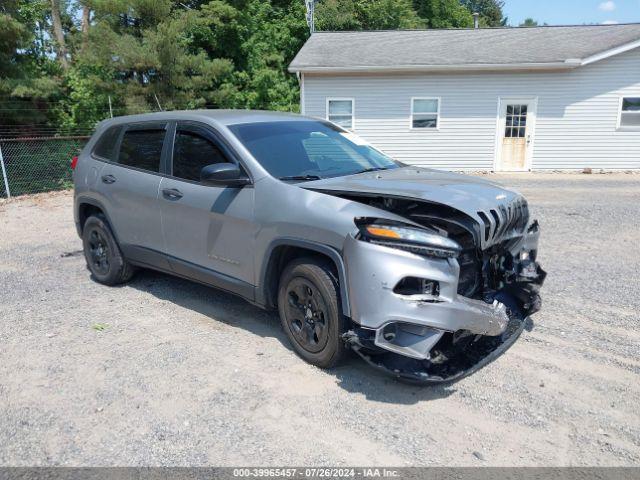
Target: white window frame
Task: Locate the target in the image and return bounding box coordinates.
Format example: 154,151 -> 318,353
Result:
410,97 -> 441,130
617,96 -> 640,130
326,98 -> 355,130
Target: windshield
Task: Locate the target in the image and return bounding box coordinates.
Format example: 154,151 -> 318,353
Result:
228,120 -> 401,180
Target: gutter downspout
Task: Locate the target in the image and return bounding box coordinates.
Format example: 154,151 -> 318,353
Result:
299,72 -> 305,115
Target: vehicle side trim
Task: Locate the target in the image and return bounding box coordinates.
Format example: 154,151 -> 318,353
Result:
121,244 -> 255,303
120,244 -> 172,272
258,238 -> 350,317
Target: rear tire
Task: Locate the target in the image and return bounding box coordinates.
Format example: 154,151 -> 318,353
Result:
278,257 -> 348,368
82,215 -> 135,285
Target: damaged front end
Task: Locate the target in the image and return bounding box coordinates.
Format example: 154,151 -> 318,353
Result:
337,193 -> 546,384
343,307 -> 526,384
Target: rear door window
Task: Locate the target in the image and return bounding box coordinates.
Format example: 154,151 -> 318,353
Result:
117,127 -> 166,173
92,126 -> 121,161
172,127 -> 229,182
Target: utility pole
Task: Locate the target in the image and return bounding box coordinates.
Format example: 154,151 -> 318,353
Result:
305,0 -> 315,34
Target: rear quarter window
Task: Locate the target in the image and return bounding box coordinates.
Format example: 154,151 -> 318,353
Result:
92,126 -> 121,161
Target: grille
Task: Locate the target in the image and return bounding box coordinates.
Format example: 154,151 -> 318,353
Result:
477,198 -> 529,245
457,249 -> 481,297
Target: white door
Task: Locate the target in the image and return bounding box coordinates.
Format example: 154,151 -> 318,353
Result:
496,98 -> 537,172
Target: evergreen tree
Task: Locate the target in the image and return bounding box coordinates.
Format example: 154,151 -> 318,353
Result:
0,0 -> 62,128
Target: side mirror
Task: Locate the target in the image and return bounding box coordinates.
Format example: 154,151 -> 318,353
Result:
200,163 -> 250,187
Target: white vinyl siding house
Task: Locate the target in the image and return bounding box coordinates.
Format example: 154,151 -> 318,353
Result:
291,26 -> 640,171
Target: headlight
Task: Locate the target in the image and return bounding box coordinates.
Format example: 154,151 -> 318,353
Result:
357,222 -> 461,259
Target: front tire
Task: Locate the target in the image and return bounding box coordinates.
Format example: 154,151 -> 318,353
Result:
278,258 -> 348,368
82,215 -> 135,285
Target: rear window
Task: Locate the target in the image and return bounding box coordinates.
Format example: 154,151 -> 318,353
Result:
92,126 -> 121,161
117,128 -> 165,172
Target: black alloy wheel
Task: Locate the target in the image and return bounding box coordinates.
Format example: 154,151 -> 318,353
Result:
285,278 -> 330,353
87,228 -> 110,276
278,258 -> 348,368
82,214 -> 135,285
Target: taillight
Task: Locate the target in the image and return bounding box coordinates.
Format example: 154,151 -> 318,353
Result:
71,156 -> 79,170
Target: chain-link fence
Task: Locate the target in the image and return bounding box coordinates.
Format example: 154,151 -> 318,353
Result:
0,135 -> 90,198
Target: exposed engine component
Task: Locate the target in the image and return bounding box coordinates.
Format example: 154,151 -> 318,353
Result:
334,191 -> 545,314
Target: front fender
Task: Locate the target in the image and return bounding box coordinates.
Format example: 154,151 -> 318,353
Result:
256,237 -> 351,317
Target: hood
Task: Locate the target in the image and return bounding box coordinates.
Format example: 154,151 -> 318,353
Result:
303,168 -> 528,249
303,167 -> 522,213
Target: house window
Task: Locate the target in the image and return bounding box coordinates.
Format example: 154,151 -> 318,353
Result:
327,99 -> 354,129
411,98 -> 440,129
620,97 -> 640,128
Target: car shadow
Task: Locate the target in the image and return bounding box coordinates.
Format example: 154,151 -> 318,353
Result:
127,269 -> 456,404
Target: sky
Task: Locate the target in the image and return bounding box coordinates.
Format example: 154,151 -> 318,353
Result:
502,0 -> 640,26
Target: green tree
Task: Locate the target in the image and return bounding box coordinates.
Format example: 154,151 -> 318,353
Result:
0,11 -> 31,78
460,0 -> 505,27
0,0 -> 63,128
61,0 -> 238,125
413,0 -> 473,28
2,0 -> 510,133
519,18 -> 539,27
316,0 -> 424,31
231,0 -> 308,110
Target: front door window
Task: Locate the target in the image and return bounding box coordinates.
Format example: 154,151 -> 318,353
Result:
505,105 -> 528,138
172,129 -> 228,182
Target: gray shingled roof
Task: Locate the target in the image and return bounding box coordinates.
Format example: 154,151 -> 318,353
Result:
289,24 -> 640,72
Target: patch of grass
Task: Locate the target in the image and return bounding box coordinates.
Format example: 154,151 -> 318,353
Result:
92,323 -> 108,332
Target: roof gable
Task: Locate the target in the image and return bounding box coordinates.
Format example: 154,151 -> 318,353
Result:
289,24 -> 640,73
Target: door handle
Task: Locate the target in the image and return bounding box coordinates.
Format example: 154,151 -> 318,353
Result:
162,188 -> 183,200
101,174 -> 116,184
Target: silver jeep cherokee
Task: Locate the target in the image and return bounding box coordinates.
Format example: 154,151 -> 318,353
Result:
73,110 -> 545,383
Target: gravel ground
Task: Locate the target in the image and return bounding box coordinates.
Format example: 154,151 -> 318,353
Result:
0,173 -> 639,467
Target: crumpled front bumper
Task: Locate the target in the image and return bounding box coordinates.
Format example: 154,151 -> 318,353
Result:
343,308 -> 527,384
343,235 -> 512,355
342,227 -> 544,382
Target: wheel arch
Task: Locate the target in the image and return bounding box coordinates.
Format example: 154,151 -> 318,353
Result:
76,197 -> 119,243
258,238 -> 350,317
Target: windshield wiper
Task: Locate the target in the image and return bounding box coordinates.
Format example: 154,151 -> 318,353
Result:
351,167 -> 391,175
278,175 -> 322,181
